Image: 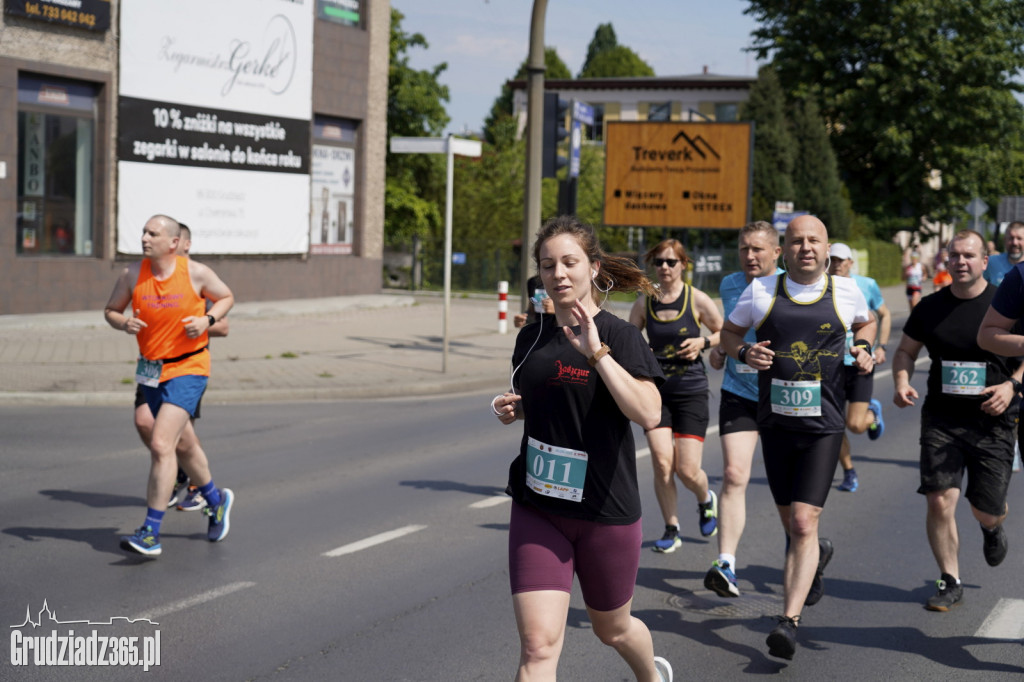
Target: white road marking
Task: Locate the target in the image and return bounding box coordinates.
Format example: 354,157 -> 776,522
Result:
469,496 -> 512,509
974,598 -> 1024,639
323,524 -> 428,557
136,581 -> 256,621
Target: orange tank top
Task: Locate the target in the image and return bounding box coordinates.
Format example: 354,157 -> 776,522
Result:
132,256 -> 210,381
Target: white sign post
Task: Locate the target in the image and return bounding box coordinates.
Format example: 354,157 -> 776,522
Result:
389,135 -> 482,372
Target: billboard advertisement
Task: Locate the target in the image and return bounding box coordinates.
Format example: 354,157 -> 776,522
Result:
603,122 -> 753,230
117,0 -> 313,254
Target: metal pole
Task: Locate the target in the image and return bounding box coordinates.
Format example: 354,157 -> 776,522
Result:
521,0 -> 548,314
443,134 -> 454,373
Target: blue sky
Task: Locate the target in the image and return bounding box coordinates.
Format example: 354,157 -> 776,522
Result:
394,1 -> 764,135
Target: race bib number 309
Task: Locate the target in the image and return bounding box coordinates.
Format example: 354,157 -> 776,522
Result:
525,437 -> 587,502
770,378 -> 822,416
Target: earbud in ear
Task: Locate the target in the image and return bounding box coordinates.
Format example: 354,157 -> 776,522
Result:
592,269 -> 598,279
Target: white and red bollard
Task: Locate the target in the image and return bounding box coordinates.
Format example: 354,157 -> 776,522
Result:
498,281 -> 508,334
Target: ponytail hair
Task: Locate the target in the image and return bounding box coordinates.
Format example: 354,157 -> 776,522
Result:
533,215 -> 657,299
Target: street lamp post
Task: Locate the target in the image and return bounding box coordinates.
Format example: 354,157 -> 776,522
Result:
521,0 -> 548,315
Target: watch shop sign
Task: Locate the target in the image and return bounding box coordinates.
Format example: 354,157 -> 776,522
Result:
4,0 -> 111,32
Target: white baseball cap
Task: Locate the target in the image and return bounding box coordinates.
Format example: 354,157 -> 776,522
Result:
829,243 -> 853,261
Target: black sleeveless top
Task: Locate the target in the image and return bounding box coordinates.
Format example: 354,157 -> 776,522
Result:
755,275 -> 847,433
645,284 -> 707,391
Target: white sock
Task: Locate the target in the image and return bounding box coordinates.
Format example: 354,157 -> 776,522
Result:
719,553 -> 736,569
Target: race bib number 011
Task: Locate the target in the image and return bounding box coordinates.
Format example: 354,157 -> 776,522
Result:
770,378 -> 822,416
941,360 -> 986,395
525,437 -> 587,503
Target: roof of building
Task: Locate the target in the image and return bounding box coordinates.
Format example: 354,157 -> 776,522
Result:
508,73 -> 756,91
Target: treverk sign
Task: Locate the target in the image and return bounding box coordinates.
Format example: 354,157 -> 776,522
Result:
603,122 -> 752,229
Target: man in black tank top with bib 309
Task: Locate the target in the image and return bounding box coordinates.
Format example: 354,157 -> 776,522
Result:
720,215 -> 876,661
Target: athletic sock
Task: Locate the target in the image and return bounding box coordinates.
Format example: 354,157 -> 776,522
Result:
199,481 -> 222,508
719,553 -> 736,569
144,508 -> 165,535
703,492 -> 712,504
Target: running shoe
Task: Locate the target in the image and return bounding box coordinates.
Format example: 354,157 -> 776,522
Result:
704,560 -> 740,598
167,473 -> 189,508
838,468 -> 859,492
867,399 -> 884,440
925,573 -> 963,612
766,615 -> 799,660
982,523 -> 1008,567
653,656 -> 673,682
120,525 -> 161,556
698,490 -> 719,537
205,488 -> 234,542
804,537 -> 834,606
652,525 -> 682,553
176,486 -> 207,512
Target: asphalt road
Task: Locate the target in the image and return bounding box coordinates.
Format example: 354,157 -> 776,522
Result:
2,366 -> 1023,681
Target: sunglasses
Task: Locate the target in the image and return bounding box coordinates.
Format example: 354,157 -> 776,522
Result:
652,258 -> 680,267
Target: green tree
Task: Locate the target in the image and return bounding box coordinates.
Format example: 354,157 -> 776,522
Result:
579,45 -> 655,78
746,0 -> 1024,234
385,9 -> 450,247
579,23 -> 618,77
741,65 -> 795,222
482,48 -> 571,147
789,97 -> 852,238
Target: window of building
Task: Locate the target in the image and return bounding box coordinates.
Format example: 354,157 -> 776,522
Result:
310,116 -> 359,255
586,104 -> 605,142
714,103 -> 739,122
316,0 -> 362,27
17,74 -> 100,256
647,102 -> 672,122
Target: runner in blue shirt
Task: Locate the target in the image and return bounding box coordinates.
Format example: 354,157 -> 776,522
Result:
984,221 -> 1024,286
827,244 -> 889,493
703,220 -> 781,599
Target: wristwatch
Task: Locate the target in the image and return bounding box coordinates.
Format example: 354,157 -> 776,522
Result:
207,314 -> 216,328
703,337 -> 711,350
1011,378 -> 1023,396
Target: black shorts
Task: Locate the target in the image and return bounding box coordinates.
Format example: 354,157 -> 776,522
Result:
654,384 -> 709,440
906,286 -> 922,297
760,427 -> 843,508
918,412 -> 1014,516
134,383 -> 202,420
719,389 -> 759,435
844,364 -> 874,404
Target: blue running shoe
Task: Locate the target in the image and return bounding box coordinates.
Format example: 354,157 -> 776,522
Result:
838,468 -> 859,492
867,399 -> 884,440
120,525 -> 161,556
206,488 -> 234,542
698,490 -> 718,537
652,525 -> 682,553
704,560 -> 740,597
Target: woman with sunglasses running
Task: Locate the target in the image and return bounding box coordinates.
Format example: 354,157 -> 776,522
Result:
629,239 -> 723,553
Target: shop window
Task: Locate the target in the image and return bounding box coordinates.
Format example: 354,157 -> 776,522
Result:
310,116 -> 359,255
586,104 -> 605,142
17,74 -> 99,256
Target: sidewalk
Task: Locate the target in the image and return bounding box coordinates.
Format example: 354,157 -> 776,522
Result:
0,283 -> 911,407
0,293 -> 521,406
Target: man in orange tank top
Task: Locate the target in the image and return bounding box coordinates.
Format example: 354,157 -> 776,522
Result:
104,214 -> 236,557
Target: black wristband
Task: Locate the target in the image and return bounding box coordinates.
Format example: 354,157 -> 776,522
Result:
738,344 -> 751,364
853,339 -> 872,353
207,314 -> 216,328
1012,378 -> 1023,396
703,336 -> 711,350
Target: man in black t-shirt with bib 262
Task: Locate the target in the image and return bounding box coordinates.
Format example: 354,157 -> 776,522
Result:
893,229 -> 1021,612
